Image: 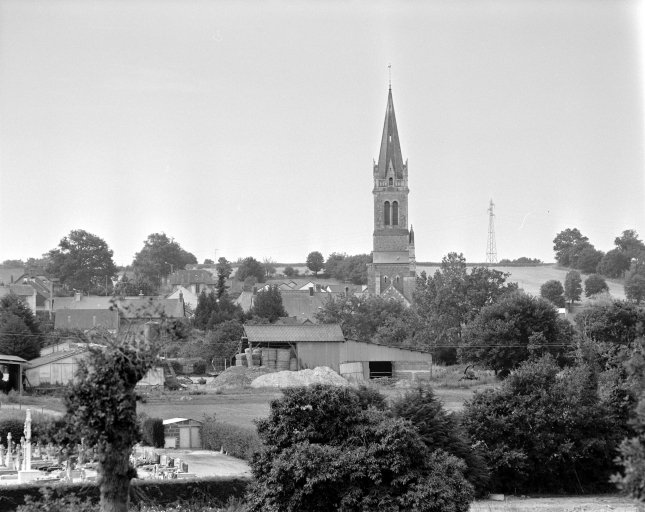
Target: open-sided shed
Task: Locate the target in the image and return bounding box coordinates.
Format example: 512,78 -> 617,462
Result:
0,354 -> 27,395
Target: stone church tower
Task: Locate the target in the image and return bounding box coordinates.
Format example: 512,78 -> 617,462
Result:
367,87 -> 417,304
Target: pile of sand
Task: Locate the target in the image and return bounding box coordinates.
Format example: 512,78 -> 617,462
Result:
250,366 -> 349,388
208,366 -> 276,388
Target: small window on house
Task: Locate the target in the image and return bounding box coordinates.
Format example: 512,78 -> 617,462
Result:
392,201 -> 399,225
384,276 -> 388,284
396,276 -> 400,284
389,177 -> 393,186
389,135 -> 392,142
195,284 -> 200,294
384,201 -> 391,225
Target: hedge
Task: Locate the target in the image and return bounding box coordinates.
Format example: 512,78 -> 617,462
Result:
141,418 -> 164,448
0,420 -> 25,449
0,476 -> 251,512
201,420 -> 262,462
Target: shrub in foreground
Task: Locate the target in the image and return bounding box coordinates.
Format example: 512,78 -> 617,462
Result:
246,385 -> 473,512
463,354 -> 621,493
390,384 -> 490,495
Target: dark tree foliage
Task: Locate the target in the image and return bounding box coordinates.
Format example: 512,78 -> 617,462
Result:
46,229 -> 118,293
626,273 -> 645,305
251,286 -> 287,323
540,279 -> 565,308
114,275 -> 156,297
203,258 -> 214,265
132,233 -> 197,289
564,270 -> 583,305
247,385 -> 474,512
0,292 -> 41,337
283,266 -> 297,278
459,293 -> 572,374
235,257 -> 265,283
584,274 -> 609,297
498,257 -> 542,265
315,293 -> 408,342
306,251 -> 324,275
390,384 -> 490,495
598,248 -> 632,278
216,257 -> 233,298
0,312 -> 41,360
412,253 -> 517,363
193,290 -> 244,330
463,355 -> 623,494
179,321 -> 244,362
553,228 -> 589,266
575,300 -> 645,346
576,247 -> 604,274
351,384 -> 388,411
324,252 -> 372,284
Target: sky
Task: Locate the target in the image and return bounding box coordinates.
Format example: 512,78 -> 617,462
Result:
1,0 -> 643,266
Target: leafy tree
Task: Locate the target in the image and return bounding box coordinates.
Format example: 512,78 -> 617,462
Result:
262,257 -> 277,278
46,229 -> 118,293
625,273 -> 645,305
459,293 -> 572,375
316,293 -> 408,341
553,228 -> 589,266
614,229 -> 645,258
540,280 -> 565,307
0,313 -> 41,360
564,270 -> 583,305
203,258 -> 214,265
132,233 -> 197,290
55,329 -> 162,511
323,252 -> 372,284
114,275 -> 156,297
306,251 -> 324,276
576,246 -> 604,274
575,300 -> 645,345
0,292 -> 41,337
585,274 -> 609,297
412,253 -> 517,363
390,384 -> 490,495
235,257 -> 265,283
324,252 -> 347,279
464,354 -> 625,493
247,385 -> 474,512
216,257 -> 232,298
0,259 -> 25,268
283,266 -> 296,278
251,286 -> 287,323
598,249 -> 631,278
179,320 -> 243,362
193,290 -> 244,330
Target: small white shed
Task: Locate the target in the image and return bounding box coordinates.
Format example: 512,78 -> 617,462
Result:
162,418 -> 203,449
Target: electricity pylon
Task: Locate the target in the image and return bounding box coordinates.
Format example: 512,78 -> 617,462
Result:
486,199 -> 498,264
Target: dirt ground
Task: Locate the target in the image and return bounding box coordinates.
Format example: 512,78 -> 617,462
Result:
136,448 -> 251,478
470,495 -> 638,511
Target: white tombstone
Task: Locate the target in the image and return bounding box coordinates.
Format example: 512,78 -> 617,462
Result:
18,409 -> 41,484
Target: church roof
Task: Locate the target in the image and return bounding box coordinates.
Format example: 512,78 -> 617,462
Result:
376,88 -> 405,180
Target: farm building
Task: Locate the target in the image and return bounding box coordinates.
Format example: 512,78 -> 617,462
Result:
163,418 -> 203,449
242,324 -> 433,381
0,354 -> 27,394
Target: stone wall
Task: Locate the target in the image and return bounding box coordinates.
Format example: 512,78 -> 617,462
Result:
373,234 -> 409,252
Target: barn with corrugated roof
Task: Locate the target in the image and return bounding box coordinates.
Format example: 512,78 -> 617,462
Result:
242,324 -> 432,383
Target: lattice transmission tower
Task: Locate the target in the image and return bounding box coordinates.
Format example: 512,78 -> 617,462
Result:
486,199 -> 498,264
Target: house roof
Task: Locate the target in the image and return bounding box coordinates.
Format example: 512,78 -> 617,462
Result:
0,354 -> 28,365
119,298 -> 185,319
235,289 -> 339,323
244,324 -> 345,343
26,348 -> 89,368
0,268 -> 27,286
0,285 -> 36,298
169,270 -> 215,286
163,418 -> 203,425
53,296 -> 115,310
380,283 -> 411,306
54,309 -> 119,330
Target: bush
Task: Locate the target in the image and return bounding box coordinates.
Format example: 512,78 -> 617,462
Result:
390,384 -> 490,495
0,419 -> 25,449
165,376 -> 181,391
141,418 -> 164,448
170,361 -> 183,375
462,354 -> 622,494
351,384 -> 387,411
585,274 -> 609,297
2,477 -> 250,512
201,416 -> 262,462
246,385 -> 473,512
193,360 -> 207,375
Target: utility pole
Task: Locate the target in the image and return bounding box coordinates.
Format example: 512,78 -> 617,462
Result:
486,199 -> 498,264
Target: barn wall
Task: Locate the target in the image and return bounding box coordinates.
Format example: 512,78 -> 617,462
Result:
296,342 -> 342,372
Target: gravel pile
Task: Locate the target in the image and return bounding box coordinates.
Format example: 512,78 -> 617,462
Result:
208,366 -> 276,388
250,366 -> 349,389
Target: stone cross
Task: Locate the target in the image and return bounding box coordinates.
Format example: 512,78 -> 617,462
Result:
23,409 -> 32,471
5,433 -> 13,469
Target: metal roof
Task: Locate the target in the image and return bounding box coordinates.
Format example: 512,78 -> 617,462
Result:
163,418 -> 203,425
26,348 -> 89,368
244,324 -> 345,343
0,354 -> 27,365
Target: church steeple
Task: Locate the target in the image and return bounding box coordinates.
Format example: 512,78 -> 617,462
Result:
375,89 -> 406,180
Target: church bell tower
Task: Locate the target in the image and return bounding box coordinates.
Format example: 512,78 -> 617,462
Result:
367,86 -> 417,304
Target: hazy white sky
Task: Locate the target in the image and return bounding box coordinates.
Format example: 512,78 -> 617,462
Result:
1,0 -> 643,265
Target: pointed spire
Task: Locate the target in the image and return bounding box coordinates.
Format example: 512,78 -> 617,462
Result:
376,88 -> 405,179
409,225 -> 415,245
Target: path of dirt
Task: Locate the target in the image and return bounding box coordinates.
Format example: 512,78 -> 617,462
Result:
470,495 -> 638,511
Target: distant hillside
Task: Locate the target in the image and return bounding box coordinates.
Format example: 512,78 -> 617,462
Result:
417,264 -> 626,300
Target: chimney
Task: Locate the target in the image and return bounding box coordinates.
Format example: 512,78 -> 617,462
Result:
179,291 -> 183,301
252,286 -> 257,295
74,291 -> 81,301
139,290 -> 144,297
309,287 -> 314,297
315,284 -> 321,292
